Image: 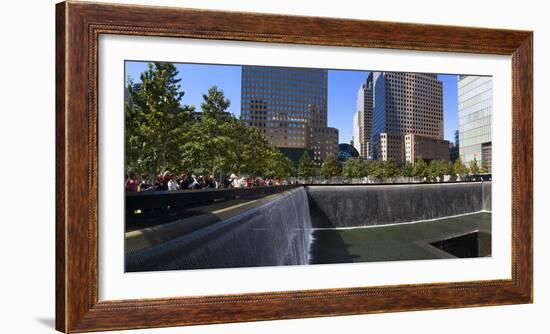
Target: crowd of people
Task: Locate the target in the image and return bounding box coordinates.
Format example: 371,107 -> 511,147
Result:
125,171 -> 289,193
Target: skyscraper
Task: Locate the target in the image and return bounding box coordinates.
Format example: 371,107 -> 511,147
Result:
449,129 -> 460,162
457,75 -> 492,172
370,72 -> 449,164
352,111 -> 362,155
353,73 -> 374,159
241,66 -> 338,164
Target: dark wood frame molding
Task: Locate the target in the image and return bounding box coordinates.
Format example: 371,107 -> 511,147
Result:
56,1 -> 533,332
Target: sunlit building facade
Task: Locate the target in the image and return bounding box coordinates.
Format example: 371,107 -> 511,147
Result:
371,72 -> 448,164
353,73 -> 374,159
377,133 -> 404,164
404,134 -> 450,164
352,111 -> 362,156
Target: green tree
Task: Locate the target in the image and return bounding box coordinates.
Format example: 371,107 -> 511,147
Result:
400,161 -> 415,178
357,160 -> 370,178
179,114 -> 232,176
443,160 -> 454,176
368,160 -> 383,180
413,158 -> 428,179
298,151 -> 314,179
469,158 -> 480,175
125,62 -> 194,174
320,153 -> 341,179
429,160 -> 445,181
342,159 -> 361,179
179,114 -> 274,177
382,160 -> 398,179
200,86 -> 231,116
238,125 -> 271,175
453,157 -> 467,179
264,148 -> 294,179
281,156 -> 295,178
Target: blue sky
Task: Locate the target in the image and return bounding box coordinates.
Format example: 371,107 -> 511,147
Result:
125,61 -> 459,143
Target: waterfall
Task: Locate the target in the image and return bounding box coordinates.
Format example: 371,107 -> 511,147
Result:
126,187 -> 313,272
306,182 -> 491,228
126,182 -> 491,272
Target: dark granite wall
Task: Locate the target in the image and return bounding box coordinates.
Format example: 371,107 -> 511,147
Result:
306,182 -> 492,228
126,182 -> 491,271
482,181 -> 492,211
126,187 -> 312,272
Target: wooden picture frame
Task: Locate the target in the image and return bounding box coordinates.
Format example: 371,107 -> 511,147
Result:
56,1 -> 533,332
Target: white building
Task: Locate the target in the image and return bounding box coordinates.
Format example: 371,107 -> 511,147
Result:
353,73 -> 373,159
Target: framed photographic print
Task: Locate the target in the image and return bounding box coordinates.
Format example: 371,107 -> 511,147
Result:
56,1 -> 532,332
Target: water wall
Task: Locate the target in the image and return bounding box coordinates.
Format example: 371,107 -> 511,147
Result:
126,187 -> 312,272
306,182 -> 492,228
482,181 -> 492,211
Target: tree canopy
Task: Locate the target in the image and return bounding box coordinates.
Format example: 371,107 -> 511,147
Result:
125,63 -> 296,178
413,158 -> 428,178
453,157 -> 468,178
342,158 -> 362,179
320,153 -> 341,179
401,161 -> 414,178
125,62 -> 195,174
263,148 -> 294,179
298,151 -> 314,179
469,158 -> 480,174
200,85 -> 231,116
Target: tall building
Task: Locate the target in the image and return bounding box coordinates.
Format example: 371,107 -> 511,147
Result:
370,72 -> 448,164
449,129 -> 460,162
457,76 -> 492,172
352,111 -> 362,156
241,66 -> 338,164
353,73 -> 374,158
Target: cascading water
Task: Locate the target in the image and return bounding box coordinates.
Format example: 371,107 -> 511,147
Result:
126,187 -> 313,272
306,182 -> 492,228
126,182 -> 491,272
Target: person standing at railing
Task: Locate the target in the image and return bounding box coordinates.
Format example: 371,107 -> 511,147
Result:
230,174 -> 242,188
154,173 -> 168,191
205,175 -> 218,188
187,174 -> 201,189
126,171 -> 138,192
222,175 -> 232,188
138,173 -> 154,192
177,173 -> 191,190
167,172 -> 180,191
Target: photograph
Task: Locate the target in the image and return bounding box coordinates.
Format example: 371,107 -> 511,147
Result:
123,61 -> 493,272
48,1 -> 536,332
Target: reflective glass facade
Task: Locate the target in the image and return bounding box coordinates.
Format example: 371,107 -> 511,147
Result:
241,66 -> 337,163
458,76 -> 492,171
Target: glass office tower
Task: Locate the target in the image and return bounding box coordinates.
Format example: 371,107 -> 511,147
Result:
241,66 -> 338,164
458,75 -> 492,172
